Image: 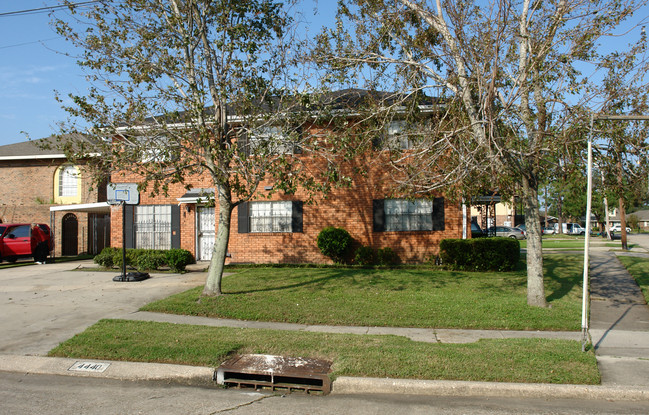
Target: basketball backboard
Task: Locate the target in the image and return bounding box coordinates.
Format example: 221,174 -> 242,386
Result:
107,183 -> 140,205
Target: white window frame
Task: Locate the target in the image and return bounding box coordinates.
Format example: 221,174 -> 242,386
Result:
384,199 -> 433,231
137,135 -> 177,163
59,166 -> 79,197
249,125 -> 296,155
385,120 -> 411,150
249,201 -> 293,233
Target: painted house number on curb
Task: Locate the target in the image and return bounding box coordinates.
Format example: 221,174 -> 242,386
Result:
68,361 -> 111,373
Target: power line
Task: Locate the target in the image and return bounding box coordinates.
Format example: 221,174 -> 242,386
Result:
0,37 -> 62,50
0,1 -> 102,17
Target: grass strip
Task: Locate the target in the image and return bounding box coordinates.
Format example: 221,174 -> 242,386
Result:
616,256 -> 649,303
48,319 -> 599,385
520,240 -> 585,249
142,255 -> 583,331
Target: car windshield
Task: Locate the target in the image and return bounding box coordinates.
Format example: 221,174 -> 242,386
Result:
0,226 -> 5,236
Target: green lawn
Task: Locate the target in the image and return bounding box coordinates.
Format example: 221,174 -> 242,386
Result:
48,319 -> 599,384
520,240 -> 585,249
616,255 -> 649,303
141,254 -> 584,331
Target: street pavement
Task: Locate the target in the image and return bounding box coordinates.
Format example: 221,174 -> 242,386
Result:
1,237 -> 649,401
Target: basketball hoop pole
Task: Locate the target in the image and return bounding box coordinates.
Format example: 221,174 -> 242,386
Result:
108,184 -> 148,282
120,200 -> 127,280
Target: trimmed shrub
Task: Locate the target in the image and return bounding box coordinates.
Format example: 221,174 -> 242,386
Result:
136,250 -> 167,271
439,237 -> 520,272
354,245 -> 377,266
165,249 -> 195,272
94,247 -> 119,268
93,247 -> 194,272
317,227 -> 353,264
377,247 -> 400,266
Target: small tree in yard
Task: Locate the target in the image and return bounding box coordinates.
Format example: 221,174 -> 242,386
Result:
315,0 -> 648,307
50,0 -> 317,296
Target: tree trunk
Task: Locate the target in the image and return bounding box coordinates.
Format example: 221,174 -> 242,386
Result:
557,195 -> 563,235
619,196 -> 628,251
544,185 -> 548,229
617,157 -> 628,250
203,185 -> 234,296
522,175 -> 547,308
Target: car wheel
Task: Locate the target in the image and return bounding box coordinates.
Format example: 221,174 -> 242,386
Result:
509,235 -> 517,239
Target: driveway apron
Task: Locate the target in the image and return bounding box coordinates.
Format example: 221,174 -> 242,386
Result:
0,261 -> 204,355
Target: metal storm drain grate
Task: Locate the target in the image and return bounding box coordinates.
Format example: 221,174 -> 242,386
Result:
215,354 -> 332,394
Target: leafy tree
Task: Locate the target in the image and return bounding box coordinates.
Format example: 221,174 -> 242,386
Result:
314,0 -> 647,307
592,36 -> 649,248
627,214 -> 640,231
50,0 -> 316,296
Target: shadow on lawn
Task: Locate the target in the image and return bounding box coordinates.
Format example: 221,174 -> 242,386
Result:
225,267 -> 473,295
226,270 -> 354,294
544,255 -> 582,302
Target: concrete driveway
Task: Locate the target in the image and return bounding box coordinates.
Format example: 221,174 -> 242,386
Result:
0,261 -> 205,356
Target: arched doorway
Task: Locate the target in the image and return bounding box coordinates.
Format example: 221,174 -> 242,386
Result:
62,213 -> 78,256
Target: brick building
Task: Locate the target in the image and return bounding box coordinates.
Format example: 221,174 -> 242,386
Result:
0,136 -> 110,257
108,128 -> 466,265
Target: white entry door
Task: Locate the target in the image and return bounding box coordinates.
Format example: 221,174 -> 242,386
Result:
197,206 -> 215,261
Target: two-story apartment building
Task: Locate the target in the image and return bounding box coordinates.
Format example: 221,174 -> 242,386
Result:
107,107 -> 467,264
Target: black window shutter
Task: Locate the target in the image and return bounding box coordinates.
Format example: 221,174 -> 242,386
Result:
433,197 -> 445,231
238,128 -> 249,157
124,204 -> 134,249
373,199 -> 385,232
292,201 -> 303,232
171,205 -> 180,249
293,125 -> 303,154
371,135 -> 384,150
238,202 -> 249,233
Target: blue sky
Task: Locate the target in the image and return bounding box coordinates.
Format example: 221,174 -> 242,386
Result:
0,0 -> 333,146
0,1 -> 647,147
0,1 -> 86,145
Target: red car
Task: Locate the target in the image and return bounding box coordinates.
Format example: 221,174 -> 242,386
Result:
0,223 -> 53,264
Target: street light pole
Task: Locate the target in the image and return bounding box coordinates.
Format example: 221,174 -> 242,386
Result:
582,114 -> 594,351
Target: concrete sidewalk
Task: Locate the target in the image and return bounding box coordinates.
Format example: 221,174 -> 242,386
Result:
589,251 -> 649,388
2,253 -> 649,400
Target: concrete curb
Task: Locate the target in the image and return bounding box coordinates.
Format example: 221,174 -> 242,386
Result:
331,376 -> 649,401
0,355 -> 215,387
2,355 -> 649,401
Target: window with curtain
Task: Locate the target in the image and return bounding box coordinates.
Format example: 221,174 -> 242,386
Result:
134,205 -> 171,249
384,199 -> 433,231
249,201 -> 293,233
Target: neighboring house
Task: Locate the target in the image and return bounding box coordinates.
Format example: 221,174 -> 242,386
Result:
470,194 -> 522,232
107,91 -> 466,264
610,209 -> 649,230
0,135 -> 110,257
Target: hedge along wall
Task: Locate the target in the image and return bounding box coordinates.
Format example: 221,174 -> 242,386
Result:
439,237 -> 520,272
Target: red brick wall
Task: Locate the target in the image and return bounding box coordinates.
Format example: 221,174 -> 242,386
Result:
109,150 -> 464,264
